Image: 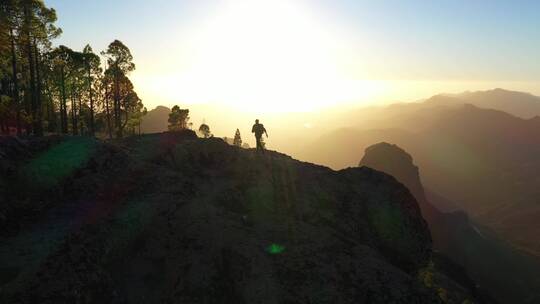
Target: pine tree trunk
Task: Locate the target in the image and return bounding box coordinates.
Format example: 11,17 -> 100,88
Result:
60,66 -> 68,133
24,85 -> 31,135
9,28 -> 21,135
120,104 -> 128,135
45,86 -> 55,133
88,66 -> 94,136
27,41 -> 37,135
104,80 -> 112,139
114,69 -> 122,138
78,93 -> 83,134
23,4 -> 38,135
33,38 -> 43,136
71,85 -> 77,135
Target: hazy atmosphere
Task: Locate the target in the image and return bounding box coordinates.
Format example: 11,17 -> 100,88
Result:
1,1 -> 540,303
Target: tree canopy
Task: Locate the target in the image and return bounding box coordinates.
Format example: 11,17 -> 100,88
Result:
168,105 -> 190,131
199,123 -> 211,138
0,1 -> 145,137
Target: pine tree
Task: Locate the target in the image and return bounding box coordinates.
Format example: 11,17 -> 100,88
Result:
233,128 -> 242,147
101,40 -> 135,138
0,2 -> 145,138
168,105 -> 189,131
199,123 -> 211,138
82,44 -> 100,136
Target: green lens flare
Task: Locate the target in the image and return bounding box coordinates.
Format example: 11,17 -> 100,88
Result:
20,137 -> 96,189
266,243 -> 285,255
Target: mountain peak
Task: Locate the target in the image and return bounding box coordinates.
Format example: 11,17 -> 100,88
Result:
359,142 -> 425,203
421,89 -> 540,119
153,105 -> 171,111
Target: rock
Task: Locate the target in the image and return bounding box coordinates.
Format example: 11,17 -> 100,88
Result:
359,142 -> 446,244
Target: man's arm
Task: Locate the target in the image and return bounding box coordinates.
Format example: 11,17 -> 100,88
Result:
264,127 -> 268,137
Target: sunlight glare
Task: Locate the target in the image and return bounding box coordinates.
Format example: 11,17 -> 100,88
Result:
157,0 -> 379,112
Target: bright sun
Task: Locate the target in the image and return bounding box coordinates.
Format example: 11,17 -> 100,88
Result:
137,0 -> 382,112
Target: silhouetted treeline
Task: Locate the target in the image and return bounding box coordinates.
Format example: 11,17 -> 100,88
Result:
0,0 -> 146,138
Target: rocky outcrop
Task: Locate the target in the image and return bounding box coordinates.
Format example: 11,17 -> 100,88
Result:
0,134 -> 454,303
359,142 -> 540,304
359,143 -> 425,202
359,142 -> 441,238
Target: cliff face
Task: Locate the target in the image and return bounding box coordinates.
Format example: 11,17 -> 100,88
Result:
0,133 -> 440,303
359,143 -> 426,208
359,142 -> 540,304
359,143 -> 441,240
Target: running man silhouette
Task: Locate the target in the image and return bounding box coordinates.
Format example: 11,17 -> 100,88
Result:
252,119 -> 268,153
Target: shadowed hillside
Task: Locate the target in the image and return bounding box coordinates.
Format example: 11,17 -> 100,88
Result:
0,132 -> 489,303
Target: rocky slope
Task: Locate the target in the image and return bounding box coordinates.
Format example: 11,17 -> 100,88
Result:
359,142 -> 540,304
0,132 -> 482,303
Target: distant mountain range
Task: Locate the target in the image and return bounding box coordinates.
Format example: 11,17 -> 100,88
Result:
438,88 -> 540,119
141,88 -> 540,153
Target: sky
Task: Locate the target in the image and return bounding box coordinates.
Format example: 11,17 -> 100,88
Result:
46,0 -> 540,112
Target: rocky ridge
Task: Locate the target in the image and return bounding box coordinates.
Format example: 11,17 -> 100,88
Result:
0,132 -> 476,303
